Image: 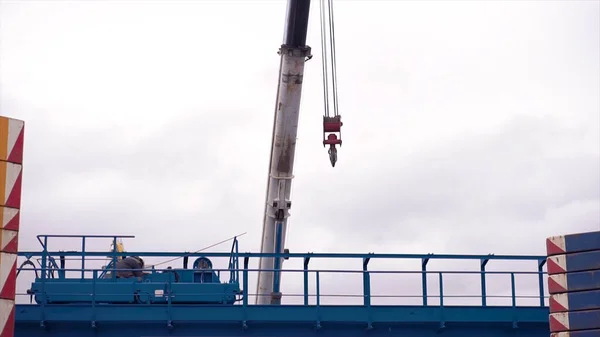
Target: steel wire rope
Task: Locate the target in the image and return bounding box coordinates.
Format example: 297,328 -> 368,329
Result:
326,0 -> 340,117
153,232 -> 247,267
319,0 -> 331,118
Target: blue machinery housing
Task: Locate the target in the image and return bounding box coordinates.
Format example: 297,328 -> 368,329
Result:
15,235 -> 551,337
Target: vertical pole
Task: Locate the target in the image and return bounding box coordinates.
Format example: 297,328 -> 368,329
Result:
480,258 -> 489,307
510,272 -> 516,307
81,237 -> 86,279
303,256 -> 310,305
538,259 -> 546,307
363,258 -> 371,307
0,116 -> 25,337
112,237 -> 118,279
421,258 -> 430,306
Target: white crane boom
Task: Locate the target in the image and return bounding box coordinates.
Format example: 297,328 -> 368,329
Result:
256,0 -> 312,305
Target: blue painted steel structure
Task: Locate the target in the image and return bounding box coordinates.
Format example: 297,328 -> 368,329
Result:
14,235 -> 551,337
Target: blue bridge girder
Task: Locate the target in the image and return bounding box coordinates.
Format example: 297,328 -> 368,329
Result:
14,235 -> 551,337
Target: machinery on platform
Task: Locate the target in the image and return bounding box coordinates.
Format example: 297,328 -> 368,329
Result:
24,235 -> 241,305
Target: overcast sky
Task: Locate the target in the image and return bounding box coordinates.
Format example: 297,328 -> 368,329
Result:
1,0 -> 599,305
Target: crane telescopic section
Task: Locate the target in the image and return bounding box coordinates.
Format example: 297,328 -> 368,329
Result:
256,0 -> 312,305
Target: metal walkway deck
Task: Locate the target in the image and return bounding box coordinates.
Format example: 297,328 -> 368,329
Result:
14,235 -> 550,337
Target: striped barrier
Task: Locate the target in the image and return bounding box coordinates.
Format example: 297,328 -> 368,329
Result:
547,231 -> 600,336
549,310 -> 600,332
548,271 -> 600,294
551,329 -> 600,337
0,116 -> 23,337
547,251 -> 600,275
547,232 -> 600,256
550,289 -> 600,313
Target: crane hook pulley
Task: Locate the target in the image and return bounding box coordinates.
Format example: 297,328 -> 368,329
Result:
319,0 -> 342,167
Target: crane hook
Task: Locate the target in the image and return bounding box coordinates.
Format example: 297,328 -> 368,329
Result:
328,145 -> 338,167
323,116 -> 342,167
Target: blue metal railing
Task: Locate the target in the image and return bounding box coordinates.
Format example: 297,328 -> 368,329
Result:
15,234 -> 550,307
16,236 -> 548,309
17,267 -> 548,306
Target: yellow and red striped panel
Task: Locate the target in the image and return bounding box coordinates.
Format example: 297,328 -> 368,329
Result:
0,116 -> 23,337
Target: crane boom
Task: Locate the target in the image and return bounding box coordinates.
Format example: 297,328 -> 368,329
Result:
256,0 -> 312,305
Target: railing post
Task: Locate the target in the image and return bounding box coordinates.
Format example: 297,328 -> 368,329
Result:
112,237 -> 118,279
510,272 -> 516,307
315,271 -> 321,330
316,271 -> 321,306
167,269 -> 173,329
538,259 -> 546,307
439,272 -> 445,328
243,257 -> 249,307
81,237 -> 86,279
242,257 -> 249,330
41,236 -> 48,280
362,257 -> 371,307
303,256 -> 311,305
480,258 -> 489,306
91,269 -> 97,328
510,272 -> 517,328
363,256 -> 373,329
421,257 -> 430,306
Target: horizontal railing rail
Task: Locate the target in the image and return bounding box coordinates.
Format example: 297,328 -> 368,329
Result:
16,266 -> 549,308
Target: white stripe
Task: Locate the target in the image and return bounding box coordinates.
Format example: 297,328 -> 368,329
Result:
550,312 -> 570,330
550,293 -> 569,311
0,207 -> 18,229
3,163 -> 20,204
548,235 -> 566,252
550,274 -> 568,291
0,252 -> 16,292
0,298 -> 14,333
0,230 -> 16,251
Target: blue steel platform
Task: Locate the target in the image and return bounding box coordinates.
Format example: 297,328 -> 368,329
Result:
14,235 -> 551,337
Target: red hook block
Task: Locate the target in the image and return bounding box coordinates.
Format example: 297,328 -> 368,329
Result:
323,115 -> 343,146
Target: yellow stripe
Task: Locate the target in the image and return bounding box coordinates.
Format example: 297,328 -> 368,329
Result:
0,117 -> 8,161
0,208 -> 4,230
0,162 -> 6,205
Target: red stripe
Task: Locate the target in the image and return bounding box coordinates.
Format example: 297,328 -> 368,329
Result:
0,260 -> 16,300
2,213 -> 18,232
548,276 -> 567,294
546,238 -> 565,256
1,235 -> 17,254
547,257 -> 566,275
6,126 -> 23,165
549,314 -> 569,332
549,296 -> 567,313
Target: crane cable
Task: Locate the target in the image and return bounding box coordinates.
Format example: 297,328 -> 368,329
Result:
319,0 -> 339,118
153,232 -> 247,267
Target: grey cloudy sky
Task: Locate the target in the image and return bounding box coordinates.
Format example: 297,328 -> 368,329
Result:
1,0 -> 599,305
